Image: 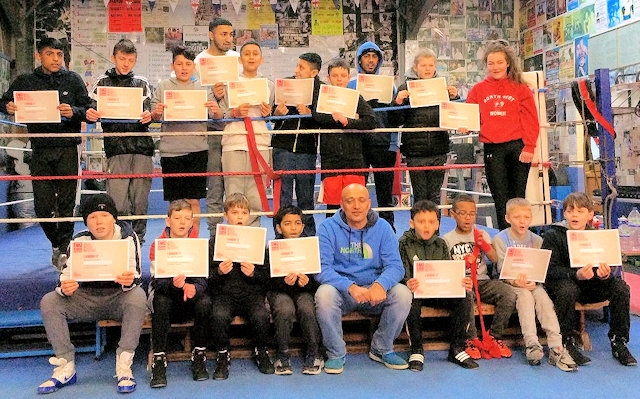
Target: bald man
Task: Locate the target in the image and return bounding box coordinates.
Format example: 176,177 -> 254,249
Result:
314,184 -> 411,374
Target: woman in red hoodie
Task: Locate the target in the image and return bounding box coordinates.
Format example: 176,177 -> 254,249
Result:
466,40 -> 539,230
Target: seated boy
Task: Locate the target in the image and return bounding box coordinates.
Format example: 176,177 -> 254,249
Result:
542,192 -> 637,366
494,198 -> 577,371
207,193 -> 274,379
399,200 -> 478,371
148,199 -> 209,387
38,194 -> 146,394
442,194 -> 516,358
268,206 -> 323,375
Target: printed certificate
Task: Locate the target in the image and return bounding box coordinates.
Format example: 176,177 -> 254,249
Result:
13,91 -> 61,124
407,77 -> 449,108
567,229 -> 622,268
226,79 -> 269,108
69,240 -> 129,282
213,224 -> 267,265
498,247 -> 551,283
275,78 -> 314,106
163,90 -> 208,121
154,238 -> 209,278
413,260 -> 466,299
198,56 -> 240,85
96,87 -> 143,119
268,237 -> 321,277
439,102 -> 481,131
355,74 -> 394,103
316,85 -> 359,119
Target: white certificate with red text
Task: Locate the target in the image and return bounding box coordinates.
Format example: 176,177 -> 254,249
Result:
163,90 -> 209,121
316,85 -> 359,119
407,77 -> 449,108
499,247 -> 551,283
154,238 -> 209,277
268,237 -> 321,277
413,260 -> 466,298
226,79 -> 269,108
96,87 -> 143,119
213,224 -> 267,264
355,74 -> 394,103
439,101 -> 480,131
13,91 -> 61,124
567,229 -> 622,268
198,55 -> 240,85
69,240 -> 129,282
275,78 -> 314,106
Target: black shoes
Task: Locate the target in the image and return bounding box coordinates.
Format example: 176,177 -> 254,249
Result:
448,348 -> 479,369
564,336 -> 591,366
150,353 -> 167,388
213,351 -> 230,380
254,347 -> 275,374
191,348 -> 209,381
611,336 -> 638,366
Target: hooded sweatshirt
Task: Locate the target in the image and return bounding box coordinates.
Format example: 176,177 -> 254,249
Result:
315,209 -> 404,295
398,228 -> 451,284
466,76 -> 539,153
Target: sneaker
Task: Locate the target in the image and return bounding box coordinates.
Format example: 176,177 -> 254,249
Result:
368,349 -> 409,370
465,340 -> 481,360
302,355 -> 324,375
150,353 -> 167,388
525,344 -> 544,366
274,356 -> 293,375
565,336 -> 591,366
254,347 -> 275,375
37,357 -> 77,394
115,351 -> 136,393
408,353 -> 424,372
324,356 -> 345,374
549,347 -> 578,372
212,351 -> 230,380
611,336 -> 638,366
495,338 -> 512,358
191,348 -> 209,381
448,348 -> 479,369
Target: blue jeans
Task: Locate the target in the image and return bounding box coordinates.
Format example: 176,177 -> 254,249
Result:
272,148 -> 317,236
315,283 -> 412,359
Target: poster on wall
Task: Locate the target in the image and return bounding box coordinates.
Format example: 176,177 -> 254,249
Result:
275,0 -> 311,47
109,0 -> 143,33
183,25 -> 210,54
311,0 -> 343,36
574,35 -> 588,77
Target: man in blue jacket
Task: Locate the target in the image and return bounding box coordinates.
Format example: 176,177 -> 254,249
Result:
315,183 -> 411,374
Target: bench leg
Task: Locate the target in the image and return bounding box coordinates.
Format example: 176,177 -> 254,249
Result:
577,310 -> 593,351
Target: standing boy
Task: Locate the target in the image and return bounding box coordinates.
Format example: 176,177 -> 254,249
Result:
38,194 -> 146,394
268,206 -> 323,375
494,198 -> 577,371
148,199 -> 210,387
542,192 -> 637,366
86,39 -> 154,244
0,37 -> 92,270
399,200 -> 478,371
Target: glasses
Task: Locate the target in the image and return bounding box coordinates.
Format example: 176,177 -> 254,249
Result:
452,210 -> 477,218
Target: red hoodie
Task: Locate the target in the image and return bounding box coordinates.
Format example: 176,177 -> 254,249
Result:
466,76 -> 539,153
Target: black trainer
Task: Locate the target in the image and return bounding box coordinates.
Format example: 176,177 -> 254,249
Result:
191,348 -> 209,381
447,348 -> 479,369
150,353 -> 167,388
611,336 -> 638,366
213,351 -> 230,380
254,347 -> 275,374
564,336 -> 591,366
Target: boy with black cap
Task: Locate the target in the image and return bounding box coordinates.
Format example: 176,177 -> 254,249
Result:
272,52 -> 324,236
38,193 -> 147,394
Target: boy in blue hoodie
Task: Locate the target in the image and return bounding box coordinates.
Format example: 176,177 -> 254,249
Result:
315,183 -> 412,374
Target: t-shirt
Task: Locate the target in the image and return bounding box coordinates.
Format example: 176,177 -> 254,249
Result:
493,229 -> 543,275
442,228 -> 492,280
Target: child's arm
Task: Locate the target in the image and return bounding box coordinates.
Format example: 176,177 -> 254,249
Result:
344,96 -> 378,130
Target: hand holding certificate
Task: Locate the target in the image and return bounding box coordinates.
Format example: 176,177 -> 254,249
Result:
407,77 -> 449,108
69,240 -> 130,282
97,87 -> 143,119
213,224 -> 267,265
163,90 -> 209,121
439,102 -> 480,131
316,85 -> 359,119
13,91 -> 61,123
499,247 -> 551,283
567,229 -> 622,268
269,237 -> 321,277
154,238 -> 209,277
226,79 -> 269,108
355,74 -> 394,103
413,260 -> 466,298
198,56 -> 240,85
275,78 -> 314,106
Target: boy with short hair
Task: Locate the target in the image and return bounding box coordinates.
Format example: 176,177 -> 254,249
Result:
86,38 -> 154,244
494,198 -> 577,371
542,192 -> 637,366
150,45 -> 223,235
148,199 -> 210,387
268,206 -> 323,375
207,193 -> 274,379
442,194 -> 516,358
38,193 -> 146,394
399,200 -> 478,371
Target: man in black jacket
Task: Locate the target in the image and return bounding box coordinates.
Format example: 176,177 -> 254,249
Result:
0,37 -> 92,270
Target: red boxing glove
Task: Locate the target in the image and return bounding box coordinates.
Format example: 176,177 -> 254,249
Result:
474,228 -> 492,254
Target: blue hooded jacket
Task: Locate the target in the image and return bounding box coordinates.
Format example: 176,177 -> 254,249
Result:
315,208 -> 404,295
